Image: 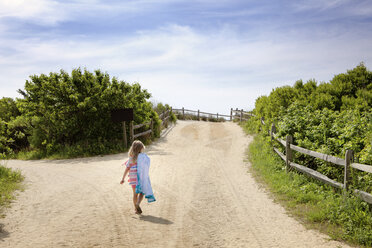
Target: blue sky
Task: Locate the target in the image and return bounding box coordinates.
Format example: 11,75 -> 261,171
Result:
1,0 -> 372,114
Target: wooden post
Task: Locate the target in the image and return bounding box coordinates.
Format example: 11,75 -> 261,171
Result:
285,135 -> 293,172
182,107 -> 185,119
170,107 -> 173,122
344,150 -> 353,192
271,123 -> 276,141
123,121 -> 127,148
150,119 -> 154,138
240,109 -> 243,122
217,113 -> 219,120
158,120 -> 161,135
230,108 -> 232,121
198,110 -> 200,121
130,121 -> 134,144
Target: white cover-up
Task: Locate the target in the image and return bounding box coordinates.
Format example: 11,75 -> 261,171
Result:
135,153 -> 156,203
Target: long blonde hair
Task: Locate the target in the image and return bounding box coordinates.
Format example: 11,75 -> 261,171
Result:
128,140 -> 145,163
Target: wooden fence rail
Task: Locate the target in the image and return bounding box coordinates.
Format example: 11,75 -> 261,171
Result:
231,108 -> 254,122
173,107 -> 230,121
173,107 -> 253,122
269,123 -> 372,204
130,120 -> 153,143
128,108 -> 173,144
159,107 -> 172,130
133,120 -> 152,130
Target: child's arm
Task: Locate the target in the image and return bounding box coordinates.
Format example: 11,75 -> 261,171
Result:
120,166 -> 130,184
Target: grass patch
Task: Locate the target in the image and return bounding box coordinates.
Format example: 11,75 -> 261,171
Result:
246,133 -> 372,247
10,124 -> 168,160
0,161 -> 24,214
10,136 -> 151,160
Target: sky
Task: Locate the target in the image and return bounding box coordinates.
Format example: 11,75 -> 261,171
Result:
0,0 -> 372,114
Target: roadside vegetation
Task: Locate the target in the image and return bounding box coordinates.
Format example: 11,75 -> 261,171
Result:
175,112 -> 226,122
0,68 -> 175,160
243,63 -> 372,246
0,158 -> 23,214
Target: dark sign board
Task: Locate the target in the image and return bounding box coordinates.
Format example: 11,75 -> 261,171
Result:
111,108 -> 134,122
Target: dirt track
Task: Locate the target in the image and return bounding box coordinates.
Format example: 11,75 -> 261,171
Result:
1,121 -> 350,248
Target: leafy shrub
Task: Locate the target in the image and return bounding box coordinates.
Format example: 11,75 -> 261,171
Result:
249,63 -> 372,193
247,134 -> 372,246
0,68 -> 173,159
0,160 -> 24,209
153,102 -> 177,123
0,98 -> 28,156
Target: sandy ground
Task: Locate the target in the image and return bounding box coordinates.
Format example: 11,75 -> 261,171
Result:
0,120 -> 351,248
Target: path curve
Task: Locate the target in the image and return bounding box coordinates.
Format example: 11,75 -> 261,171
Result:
1,121 -> 350,248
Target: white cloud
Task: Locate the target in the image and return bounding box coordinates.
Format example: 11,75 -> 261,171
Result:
0,0 -> 203,26
0,24 -> 371,113
0,0 -> 69,25
292,0 -> 348,12
292,0 -> 372,17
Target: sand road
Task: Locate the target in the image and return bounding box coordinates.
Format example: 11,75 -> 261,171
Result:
1,121 -> 350,248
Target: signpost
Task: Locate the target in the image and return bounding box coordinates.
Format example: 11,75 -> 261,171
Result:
111,108 -> 134,148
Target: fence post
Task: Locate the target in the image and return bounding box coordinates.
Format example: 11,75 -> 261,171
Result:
198,110 -> 200,121
286,135 -> 293,172
170,107 -> 173,123
271,123 -> 276,141
150,119 -> 154,138
217,113 -> 219,120
230,108 -> 232,121
344,150 -> 353,192
130,121 -> 134,144
182,107 -> 185,119
158,120 -> 161,135
123,121 -> 127,149
240,109 -> 243,122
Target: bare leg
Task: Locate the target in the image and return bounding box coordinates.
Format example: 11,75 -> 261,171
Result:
137,193 -> 144,206
134,193 -> 144,214
132,187 -> 138,209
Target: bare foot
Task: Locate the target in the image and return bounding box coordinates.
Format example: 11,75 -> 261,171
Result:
135,204 -> 142,214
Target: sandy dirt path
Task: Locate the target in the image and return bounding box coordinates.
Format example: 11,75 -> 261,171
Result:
1,121 -> 351,248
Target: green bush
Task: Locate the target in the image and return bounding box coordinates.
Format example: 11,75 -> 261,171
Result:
0,98 -> 28,156
153,102 -> 177,123
249,63 -> 372,194
0,159 -> 24,210
244,63 -> 372,246
247,134 -> 372,246
0,68 -> 174,159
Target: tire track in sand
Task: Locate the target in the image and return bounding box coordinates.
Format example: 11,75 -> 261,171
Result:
2,121 -> 352,248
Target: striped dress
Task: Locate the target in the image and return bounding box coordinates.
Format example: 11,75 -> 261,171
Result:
126,159 -> 138,186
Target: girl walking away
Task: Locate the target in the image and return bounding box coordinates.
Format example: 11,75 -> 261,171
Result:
120,140 -> 155,214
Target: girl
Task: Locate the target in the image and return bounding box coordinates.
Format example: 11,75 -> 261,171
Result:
120,140 -> 155,214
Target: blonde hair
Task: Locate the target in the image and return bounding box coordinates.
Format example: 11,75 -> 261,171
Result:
128,140 -> 145,163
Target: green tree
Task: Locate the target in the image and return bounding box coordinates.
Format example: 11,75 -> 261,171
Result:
16,68 -> 160,156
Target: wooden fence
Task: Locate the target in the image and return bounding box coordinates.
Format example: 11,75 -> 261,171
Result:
265,120 -> 372,204
231,108 -> 255,122
173,107 -> 254,121
128,108 -> 173,143
158,108 -> 172,129
173,107 -> 230,121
